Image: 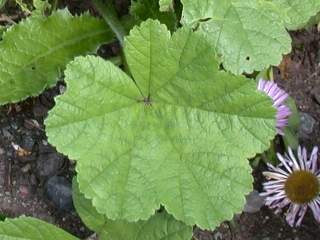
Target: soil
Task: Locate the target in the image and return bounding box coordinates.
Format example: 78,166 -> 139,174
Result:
1,1 -> 320,240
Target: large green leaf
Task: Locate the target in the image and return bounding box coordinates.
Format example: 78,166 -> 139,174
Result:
181,0 -> 292,74
270,0 -> 320,30
46,20 -> 276,229
0,217 -> 78,240
73,179 -> 193,240
0,9 -> 114,105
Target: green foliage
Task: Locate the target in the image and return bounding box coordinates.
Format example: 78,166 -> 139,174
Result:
0,9 -> 114,105
0,216 -> 78,239
15,0 -> 31,13
159,0 -> 172,11
181,0 -> 292,74
73,179 -> 193,240
270,0 -> 320,30
32,0 -> 51,16
46,20 -> 277,229
0,0 -> 7,9
283,97 -> 300,149
131,0 -> 177,31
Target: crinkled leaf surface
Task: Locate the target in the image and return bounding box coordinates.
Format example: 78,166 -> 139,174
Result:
0,9 -> 114,105
73,179 -> 192,240
270,0 -> 320,30
131,0 -> 176,31
181,0 -> 292,74
0,217 -> 78,240
46,20 -> 276,229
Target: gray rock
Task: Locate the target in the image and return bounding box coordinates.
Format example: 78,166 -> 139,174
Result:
243,190 -> 265,213
21,135 -> 35,152
45,176 -> 73,212
36,152 -> 65,179
299,112 -> 316,139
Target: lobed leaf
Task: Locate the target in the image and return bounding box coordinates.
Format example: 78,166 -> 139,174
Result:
73,179 -> 193,240
270,0 -> 320,30
0,216 -> 78,240
0,9 -> 114,105
46,20 -> 276,229
181,0 -> 292,74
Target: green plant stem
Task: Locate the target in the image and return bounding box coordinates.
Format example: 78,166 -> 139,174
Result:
51,0 -> 58,10
92,0 -> 126,46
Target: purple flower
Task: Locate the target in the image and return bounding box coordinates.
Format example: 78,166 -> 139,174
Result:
257,79 -> 291,135
261,146 -> 320,227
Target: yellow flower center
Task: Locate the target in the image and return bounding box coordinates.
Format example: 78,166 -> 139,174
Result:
285,170 -> 319,204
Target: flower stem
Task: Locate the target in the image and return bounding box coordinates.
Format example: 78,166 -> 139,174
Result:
92,0 -> 126,46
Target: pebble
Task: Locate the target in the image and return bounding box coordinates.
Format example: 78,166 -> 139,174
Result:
243,190 -> 265,213
33,103 -> 48,118
21,135 -> 35,152
19,185 -> 30,199
21,164 -> 32,173
213,232 -> 223,240
36,152 -> 65,178
299,112 -> 316,138
45,176 -> 74,212
2,128 -> 13,140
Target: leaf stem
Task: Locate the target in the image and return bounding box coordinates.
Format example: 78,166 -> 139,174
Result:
92,0 -> 126,46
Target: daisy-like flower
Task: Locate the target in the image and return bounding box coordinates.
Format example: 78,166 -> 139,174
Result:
261,146 -> 320,227
257,79 -> 291,135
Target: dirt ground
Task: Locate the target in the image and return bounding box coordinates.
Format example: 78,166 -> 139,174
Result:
0,1 -> 320,240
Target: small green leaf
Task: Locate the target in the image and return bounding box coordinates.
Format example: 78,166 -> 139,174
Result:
0,9 -> 114,105
32,0 -> 51,16
46,20 -> 276,229
181,0 -> 292,74
0,217 -> 78,240
131,0 -> 177,31
159,0 -> 172,11
15,0 -> 32,13
73,179 -> 193,240
270,0 -> 320,30
0,0 -> 7,9
283,97 -> 300,149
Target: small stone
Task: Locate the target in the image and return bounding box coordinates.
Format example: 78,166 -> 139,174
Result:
299,112 -> 316,138
243,190 -> 265,213
36,153 -> 65,179
19,185 -> 30,199
21,163 -> 32,173
24,119 -> 41,130
213,232 -> 223,240
21,135 -> 35,152
2,128 -> 13,140
45,176 -> 74,211
33,103 -> 48,118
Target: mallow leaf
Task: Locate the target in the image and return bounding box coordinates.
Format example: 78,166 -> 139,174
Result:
270,0 -> 320,30
0,217 -> 78,239
46,20 -> 276,229
0,9 -> 114,105
181,0 -> 292,74
73,178 -> 193,240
